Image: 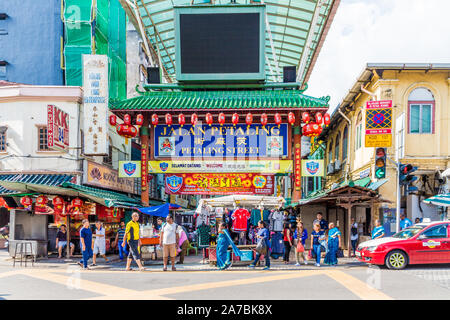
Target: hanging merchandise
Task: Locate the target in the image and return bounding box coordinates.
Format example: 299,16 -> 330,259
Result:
36,195 -> 48,207
245,113 -> 253,128
301,112 -> 310,124
191,113 -> 198,126
136,114 -> 144,126
270,231 -> 284,259
250,208 -> 270,226
109,114 -> 117,126
205,113 -> 213,126
20,196 -> 33,207
268,209 -> 285,232
165,113 -> 173,126
151,113 -> 159,126
197,223 -> 211,247
260,113 -> 268,127
231,207 -> 251,232
218,113 -> 226,126
288,112 -> 296,125
178,113 -> 186,127
231,113 -> 239,126
71,198 -> 83,208
52,196 -> 65,209
195,204 -> 211,228
274,113 -> 282,127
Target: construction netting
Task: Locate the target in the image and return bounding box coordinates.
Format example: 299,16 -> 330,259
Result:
63,0 -> 127,100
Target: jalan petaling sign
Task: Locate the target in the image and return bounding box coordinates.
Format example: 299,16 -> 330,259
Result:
154,124 -> 288,158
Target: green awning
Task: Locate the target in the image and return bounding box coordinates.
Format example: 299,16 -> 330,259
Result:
353,177 -> 372,188
110,90 -> 330,112
367,178 -> 389,191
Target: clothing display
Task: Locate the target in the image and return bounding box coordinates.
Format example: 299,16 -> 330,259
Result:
250,209 -> 270,226
195,205 -> 211,228
268,210 -> 285,232
197,223 -> 211,247
270,231 -> 284,258
231,208 -> 250,232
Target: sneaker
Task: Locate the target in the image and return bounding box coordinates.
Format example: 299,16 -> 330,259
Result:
295,263 -> 300,266
90,264 -> 97,267
263,266 -> 270,270
172,266 -> 177,271
315,263 -> 320,267
163,266 -> 167,271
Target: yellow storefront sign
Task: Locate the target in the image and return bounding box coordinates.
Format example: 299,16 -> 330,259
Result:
365,134 -> 392,148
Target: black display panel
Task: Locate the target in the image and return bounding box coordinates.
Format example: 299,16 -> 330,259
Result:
179,13 -> 260,74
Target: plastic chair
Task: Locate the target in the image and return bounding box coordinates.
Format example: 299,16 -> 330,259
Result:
186,242 -> 198,256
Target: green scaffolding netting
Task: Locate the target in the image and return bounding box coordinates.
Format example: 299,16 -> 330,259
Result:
63,0 -> 127,100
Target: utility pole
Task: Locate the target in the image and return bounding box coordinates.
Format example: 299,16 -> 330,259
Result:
386,155 -> 401,233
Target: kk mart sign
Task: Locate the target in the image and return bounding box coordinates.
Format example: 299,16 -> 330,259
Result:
365,100 -> 392,147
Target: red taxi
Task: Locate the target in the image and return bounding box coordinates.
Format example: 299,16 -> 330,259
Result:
356,221 -> 450,269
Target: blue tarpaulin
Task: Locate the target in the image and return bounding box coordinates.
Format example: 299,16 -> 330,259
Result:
138,203 -> 181,218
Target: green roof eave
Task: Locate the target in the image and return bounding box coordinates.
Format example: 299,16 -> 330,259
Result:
110,90 -> 329,112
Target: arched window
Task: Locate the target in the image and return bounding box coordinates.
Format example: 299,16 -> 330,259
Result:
328,139 -> 333,164
408,87 -> 434,134
334,133 -> 340,161
355,112 -> 362,150
342,126 -> 348,161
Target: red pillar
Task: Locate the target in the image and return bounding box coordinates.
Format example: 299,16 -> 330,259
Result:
140,116 -> 149,206
292,125 -> 302,202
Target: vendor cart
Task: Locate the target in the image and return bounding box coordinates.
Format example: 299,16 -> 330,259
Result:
140,235 -> 160,263
208,244 -> 259,267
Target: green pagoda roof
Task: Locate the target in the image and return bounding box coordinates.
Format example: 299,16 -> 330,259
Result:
110,90 -> 330,112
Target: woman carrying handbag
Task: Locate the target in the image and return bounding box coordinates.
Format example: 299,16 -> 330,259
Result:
294,222 -> 308,266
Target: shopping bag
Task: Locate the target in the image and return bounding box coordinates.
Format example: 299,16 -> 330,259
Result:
296,241 -> 305,253
256,238 -> 267,255
307,249 -> 313,260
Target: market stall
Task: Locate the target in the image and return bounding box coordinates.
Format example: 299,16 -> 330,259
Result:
195,195 -> 286,266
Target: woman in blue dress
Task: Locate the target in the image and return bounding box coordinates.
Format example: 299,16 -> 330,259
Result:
324,222 -> 341,266
216,222 -> 242,270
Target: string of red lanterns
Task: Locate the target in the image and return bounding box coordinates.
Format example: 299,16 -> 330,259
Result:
110,112 -> 331,138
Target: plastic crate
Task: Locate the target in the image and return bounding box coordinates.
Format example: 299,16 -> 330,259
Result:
240,250 -> 254,261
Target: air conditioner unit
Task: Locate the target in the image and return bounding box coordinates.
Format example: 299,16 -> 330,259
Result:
327,163 -> 335,175
334,160 -> 342,172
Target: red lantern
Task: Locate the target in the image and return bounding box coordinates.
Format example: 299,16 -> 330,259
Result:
205,113 -> 213,126
245,113 -> 253,127
304,123 -> 313,136
232,113 -> 239,126
136,114 -> 144,126
301,112 -> 310,124
261,113 -> 268,127
288,112 -> 296,126
274,113 -> 282,127
52,196 -> 65,211
191,113 -> 198,126
124,114 -> 131,125
315,113 -> 323,124
151,113 -> 159,126
109,114 -> 117,126
218,113 -> 226,126
323,113 -> 331,126
20,196 -> 32,207
116,124 -> 138,139
165,113 -> 173,126
178,113 -> 186,127
71,198 -> 83,208
36,195 -> 48,207
311,122 -> 320,136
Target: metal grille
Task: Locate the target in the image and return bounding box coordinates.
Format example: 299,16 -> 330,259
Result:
0,131 -> 6,152
38,126 -> 50,151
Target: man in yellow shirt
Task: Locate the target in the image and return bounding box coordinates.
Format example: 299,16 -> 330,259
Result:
122,212 -> 145,271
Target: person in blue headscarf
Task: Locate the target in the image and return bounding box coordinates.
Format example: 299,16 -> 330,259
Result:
372,219 -> 385,239
216,222 -> 243,270
324,222 -> 341,266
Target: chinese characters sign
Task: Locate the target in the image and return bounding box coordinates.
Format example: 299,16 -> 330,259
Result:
365,100 -> 392,147
83,54 -> 108,155
165,173 -> 274,195
294,147 -> 301,190
47,105 -> 69,152
154,124 -> 288,158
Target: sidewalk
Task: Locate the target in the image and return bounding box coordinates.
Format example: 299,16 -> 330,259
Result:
0,248 -> 365,271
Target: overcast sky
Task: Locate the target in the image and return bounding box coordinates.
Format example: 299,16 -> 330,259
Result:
306,0 -> 450,111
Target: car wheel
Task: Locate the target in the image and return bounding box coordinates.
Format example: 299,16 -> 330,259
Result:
385,250 -> 408,270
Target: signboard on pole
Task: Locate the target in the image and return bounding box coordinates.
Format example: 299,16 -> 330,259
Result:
47,104 -> 69,152
301,160 -> 324,177
82,54 -> 109,155
365,100 -> 392,147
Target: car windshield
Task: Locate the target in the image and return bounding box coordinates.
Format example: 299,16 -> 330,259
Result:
392,226 -> 425,239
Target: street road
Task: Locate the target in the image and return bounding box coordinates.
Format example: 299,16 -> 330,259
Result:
0,256 -> 449,300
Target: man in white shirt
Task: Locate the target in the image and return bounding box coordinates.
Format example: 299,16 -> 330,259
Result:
92,221 -> 109,266
160,213 -> 179,271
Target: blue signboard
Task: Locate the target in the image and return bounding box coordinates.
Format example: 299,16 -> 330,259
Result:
154,123 -> 288,158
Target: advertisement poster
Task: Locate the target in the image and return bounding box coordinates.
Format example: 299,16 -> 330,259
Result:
82,54 -> 109,155
47,104 -> 69,152
154,124 -> 288,158
165,173 -> 274,195
148,160 -> 293,174
365,100 -> 392,147
301,160 -> 325,177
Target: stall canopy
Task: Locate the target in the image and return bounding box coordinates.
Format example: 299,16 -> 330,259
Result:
423,193 -> 450,207
138,203 -> 181,218
196,195 -> 285,212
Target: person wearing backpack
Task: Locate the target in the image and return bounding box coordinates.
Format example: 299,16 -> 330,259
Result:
350,218 -> 358,257
160,213 -> 179,271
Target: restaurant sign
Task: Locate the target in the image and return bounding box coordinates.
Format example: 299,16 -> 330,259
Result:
83,160 -> 137,194
165,173 -> 274,195
154,124 -> 288,158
